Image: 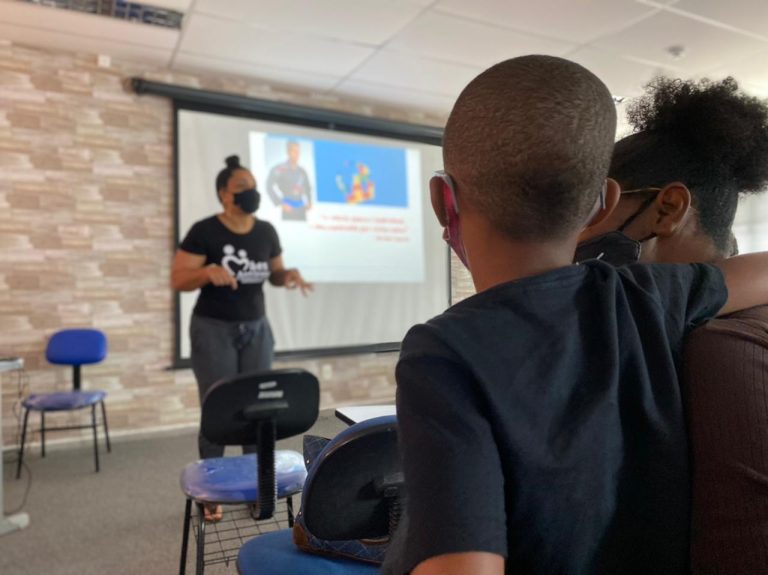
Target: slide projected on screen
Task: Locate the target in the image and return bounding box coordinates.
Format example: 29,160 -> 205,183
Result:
250,133 -> 423,283
176,108 -> 448,359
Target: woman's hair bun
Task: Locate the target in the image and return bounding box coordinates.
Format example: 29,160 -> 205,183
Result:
627,76 -> 768,194
225,155 -> 241,169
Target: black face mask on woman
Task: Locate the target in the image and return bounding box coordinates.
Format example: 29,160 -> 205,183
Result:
574,189 -> 660,266
233,188 -> 261,214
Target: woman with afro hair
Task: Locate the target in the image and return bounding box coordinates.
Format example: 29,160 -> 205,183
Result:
578,76 -> 768,573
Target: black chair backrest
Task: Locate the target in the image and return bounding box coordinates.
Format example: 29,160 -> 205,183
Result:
302,415 -> 401,541
201,368 -> 320,519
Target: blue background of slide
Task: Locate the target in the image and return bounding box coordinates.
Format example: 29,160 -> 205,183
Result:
314,140 -> 408,207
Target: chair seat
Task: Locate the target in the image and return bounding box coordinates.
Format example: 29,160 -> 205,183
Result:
237,530 -> 380,575
23,391 -> 107,412
180,450 -> 306,504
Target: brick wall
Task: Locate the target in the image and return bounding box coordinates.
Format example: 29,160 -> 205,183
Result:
0,41 -> 473,448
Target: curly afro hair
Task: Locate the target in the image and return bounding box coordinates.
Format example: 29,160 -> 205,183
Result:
610,76 -> 768,252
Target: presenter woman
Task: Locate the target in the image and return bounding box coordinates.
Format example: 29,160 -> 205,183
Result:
172,155 -> 312,519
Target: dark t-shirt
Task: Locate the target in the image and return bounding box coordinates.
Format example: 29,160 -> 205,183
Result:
382,260 -> 727,575
179,216 -> 282,321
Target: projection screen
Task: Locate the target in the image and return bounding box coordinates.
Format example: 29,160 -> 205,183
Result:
175,105 -> 449,363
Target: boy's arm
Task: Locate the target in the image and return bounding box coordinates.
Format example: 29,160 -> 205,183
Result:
413,552 -> 504,575
715,253 -> 768,316
386,325 -> 507,574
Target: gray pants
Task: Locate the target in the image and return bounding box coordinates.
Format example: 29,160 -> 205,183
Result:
190,314 -> 275,459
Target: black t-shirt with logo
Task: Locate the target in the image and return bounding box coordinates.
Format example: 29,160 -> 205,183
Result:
179,216 -> 282,321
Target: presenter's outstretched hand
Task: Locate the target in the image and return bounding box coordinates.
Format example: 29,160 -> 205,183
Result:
206,264 -> 238,290
285,269 -> 313,296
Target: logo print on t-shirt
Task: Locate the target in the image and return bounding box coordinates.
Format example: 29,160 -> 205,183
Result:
221,245 -> 270,284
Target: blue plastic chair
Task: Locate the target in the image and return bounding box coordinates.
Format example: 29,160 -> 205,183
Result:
179,369 -> 320,575
236,530 -> 381,574
237,415 -> 400,575
16,328 -> 111,478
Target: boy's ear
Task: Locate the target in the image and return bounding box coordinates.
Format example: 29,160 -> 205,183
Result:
430,176 -> 449,227
584,178 -> 621,229
651,182 -> 692,237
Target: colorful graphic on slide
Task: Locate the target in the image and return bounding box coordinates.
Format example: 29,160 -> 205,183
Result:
336,161 -> 375,204
315,140 -> 408,207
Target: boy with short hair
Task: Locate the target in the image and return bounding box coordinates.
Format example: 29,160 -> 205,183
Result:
383,55 -> 768,575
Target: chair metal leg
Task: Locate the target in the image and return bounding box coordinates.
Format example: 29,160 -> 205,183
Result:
40,411 -> 46,458
91,404 -> 100,473
179,498 -> 192,575
287,496 -> 295,527
16,409 -> 29,480
100,400 -> 112,453
195,503 -> 206,575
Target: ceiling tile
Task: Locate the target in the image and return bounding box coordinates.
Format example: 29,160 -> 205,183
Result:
178,14 -> 282,61
657,0 -> 768,38
348,50 -> 483,97
173,52 -> 341,91
745,82 -> 768,98
5,0 -> 767,129
333,79 -> 455,117
593,10 -> 768,74
434,0 -> 657,44
567,46 -> 673,98
0,23 -> 172,65
707,49 -> 768,95
0,1 -> 179,49
387,10 -> 576,67
179,13 -> 375,77
193,0 -> 424,45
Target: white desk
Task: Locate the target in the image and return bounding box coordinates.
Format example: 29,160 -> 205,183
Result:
334,404 -> 397,426
0,357 -> 30,536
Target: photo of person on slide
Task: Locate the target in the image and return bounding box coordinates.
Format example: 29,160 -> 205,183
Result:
266,140 -> 312,221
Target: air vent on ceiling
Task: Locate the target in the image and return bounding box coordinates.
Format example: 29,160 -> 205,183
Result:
20,0 -> 183,29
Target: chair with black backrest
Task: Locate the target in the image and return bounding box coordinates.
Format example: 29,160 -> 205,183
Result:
236,415 -> 401,574
178,368 -> 319,575
16,328 -> 111,478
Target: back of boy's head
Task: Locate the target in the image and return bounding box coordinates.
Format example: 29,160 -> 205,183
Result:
443,55 -> 617,242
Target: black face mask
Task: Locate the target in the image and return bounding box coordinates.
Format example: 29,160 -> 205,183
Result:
574,193 -> 658,266
233,188 -> 260,214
